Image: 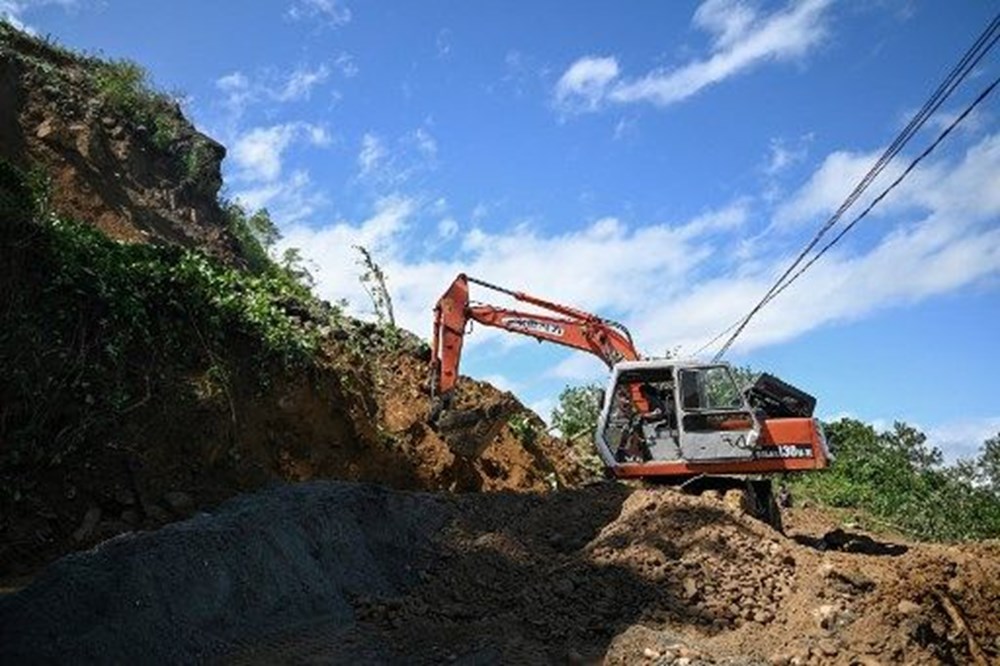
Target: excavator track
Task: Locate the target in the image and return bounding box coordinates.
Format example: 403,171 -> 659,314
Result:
669,475 -> 784,533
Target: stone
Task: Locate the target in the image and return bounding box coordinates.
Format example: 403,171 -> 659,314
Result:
554,578 -> 575,597
755,609 -> 774,623
72,506 -> 101,542
816,639 -> 839,657
114,488 -> 136,506
814,604 -> 843,631
682,577 -> 699,599
642,647 -> 660,659
896,599 -> 920,615
162,491 -> 194,516
853,658 -> 884,666
35,119 -> 56,140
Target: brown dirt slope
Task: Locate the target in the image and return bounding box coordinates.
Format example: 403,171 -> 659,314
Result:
0,22 -> 238,261
0,22 -> 588,579
0,318 -> 585,578
1,481 -> 997,665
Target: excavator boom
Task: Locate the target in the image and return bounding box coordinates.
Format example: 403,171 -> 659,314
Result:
431,274 -> 639,397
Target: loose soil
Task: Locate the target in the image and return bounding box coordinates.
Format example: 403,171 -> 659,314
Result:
2,481 -> 997,665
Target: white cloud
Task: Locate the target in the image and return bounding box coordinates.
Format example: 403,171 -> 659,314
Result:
554,56 -> 620,111
771,149 -> 883,228
664,134 -> 1000,356
216,71 -> 249,92
481,374 -> 520,394
286,0 -> 351,26
356,128 -> 439,186
230,122 -> 331,182
436,28 -> 452,58
555,0 -> 832,112
333,52 -> 359,78
233,170 -> 327,224
278,200 -> 750,347
214,60 -> 348,119
358,132 -> 386,177
278,196 -> 416,317
927,417 -> 1000,462
437,217 -> 458,238
548,354 -> 607,382
275,64 -> 331,102
411,128 -> 437,159
1,0 -> 82,32
276,131 -> 1000,386
765,133 -> 813,176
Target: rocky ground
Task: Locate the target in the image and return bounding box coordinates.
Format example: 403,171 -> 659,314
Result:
2,480 -> 997,665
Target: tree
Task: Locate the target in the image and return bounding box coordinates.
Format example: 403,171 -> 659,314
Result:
247,208 -> 280,250
354,245 -> 395,328
978,432 -> 1000,494
551,383 -> 605,478
550,384 -> 602,441
879,421 -> 942,472
280,247 -> 315,289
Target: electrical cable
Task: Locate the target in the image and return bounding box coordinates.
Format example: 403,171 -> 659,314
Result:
759,72 -> 1000,308
705,13 -> 1000,360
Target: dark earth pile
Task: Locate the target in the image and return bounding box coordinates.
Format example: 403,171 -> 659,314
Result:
4,481 -> 998,665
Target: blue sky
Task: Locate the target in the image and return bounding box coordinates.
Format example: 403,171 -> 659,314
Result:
6,0 -> 1000,459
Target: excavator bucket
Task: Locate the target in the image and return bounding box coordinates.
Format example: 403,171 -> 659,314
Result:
434,399 -> 520,458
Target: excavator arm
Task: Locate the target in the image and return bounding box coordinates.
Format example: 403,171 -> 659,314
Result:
431,274 -> 640,400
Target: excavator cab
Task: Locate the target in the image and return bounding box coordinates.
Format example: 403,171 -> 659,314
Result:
595,359 -> 828,480
597,360 -> 759,468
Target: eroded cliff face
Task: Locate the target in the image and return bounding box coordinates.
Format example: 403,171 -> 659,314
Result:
0,22 -> 239,263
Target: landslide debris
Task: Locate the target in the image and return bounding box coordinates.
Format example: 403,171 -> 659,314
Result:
0,22 -> 587,580
2,481 -> 998,665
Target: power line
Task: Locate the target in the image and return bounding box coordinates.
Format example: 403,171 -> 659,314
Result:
706,12 -> 1000,361
697,71 -> 1000,359
761,72 -> 1000,308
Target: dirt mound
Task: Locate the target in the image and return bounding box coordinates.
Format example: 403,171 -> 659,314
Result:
4,481 -> 997,664
0,482 -> 449,663
375,349 -> 587,492
0,328 -> 585,578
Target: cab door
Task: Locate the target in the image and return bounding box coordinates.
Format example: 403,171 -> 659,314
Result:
676,366 -> 759,461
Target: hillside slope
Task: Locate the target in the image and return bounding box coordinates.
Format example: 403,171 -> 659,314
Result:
0,22 -> 585,578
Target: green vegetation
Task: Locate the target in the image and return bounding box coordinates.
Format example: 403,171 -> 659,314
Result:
551,384 -> 605,477
91,58 -> 184,149
0,21 -> 213,187
0,161 -> 327,485
508,412 -> 540,449
791,418 -> 1000,542
355,245 -> 401,349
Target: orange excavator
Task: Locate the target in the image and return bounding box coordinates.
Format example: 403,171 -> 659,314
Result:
431,274 -> 830,527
